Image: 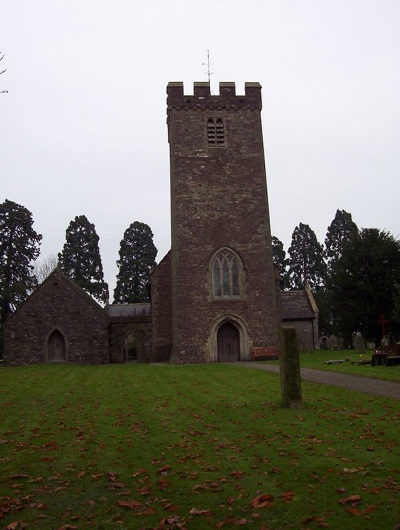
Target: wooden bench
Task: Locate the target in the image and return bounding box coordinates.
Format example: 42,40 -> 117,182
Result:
251,346 -> 279,361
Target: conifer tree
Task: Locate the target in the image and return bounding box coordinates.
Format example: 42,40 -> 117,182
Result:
325,209 -> 358,269
114,222 -> 157,303
287,223 -> 326,290
58,215 -> 108,303
0,199 -> 42,323
272,236 -> 289,289
327,228 -> 400,340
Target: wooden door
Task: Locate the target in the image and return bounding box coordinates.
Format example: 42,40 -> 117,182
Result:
48,330 -> 65,361
217,322 -> 240,362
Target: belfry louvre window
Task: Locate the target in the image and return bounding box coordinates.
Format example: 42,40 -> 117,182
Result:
207,117 -> 225,146
212,250 -> 241,297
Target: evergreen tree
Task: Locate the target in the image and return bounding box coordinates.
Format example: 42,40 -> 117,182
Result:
327,228 -> 400,341
272,235 -> 289,289
114,221 -> 157,303
58,215 -> 108,303
393,281 -> 400,330
325,209 -> 358,269
0,199 -> 42,323
287,222 -> 326,290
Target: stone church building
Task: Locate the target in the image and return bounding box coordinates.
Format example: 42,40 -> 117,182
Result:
3,81 -> 318,365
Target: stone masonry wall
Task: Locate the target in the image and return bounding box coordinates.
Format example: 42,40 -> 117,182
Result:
150,252 -> 173,361
3,270 -> 110,365
109,319 -> 152,363
167,82 -> 279,363
287,320 -> 316,352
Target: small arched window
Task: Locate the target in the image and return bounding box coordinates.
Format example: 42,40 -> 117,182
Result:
211,249 -> 243,298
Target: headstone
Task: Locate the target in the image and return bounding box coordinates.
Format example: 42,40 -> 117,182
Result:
366,342 -> 375,351
327,335 -> 339,350
353,333 -> 365,355
320,335 -> 328,350
380,337 -> 388,348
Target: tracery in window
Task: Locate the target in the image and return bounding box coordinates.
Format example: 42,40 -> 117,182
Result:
207,117 -> 225,147
212,249 -> 242,298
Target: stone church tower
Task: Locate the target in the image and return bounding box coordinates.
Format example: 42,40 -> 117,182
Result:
151,81 -> 280,363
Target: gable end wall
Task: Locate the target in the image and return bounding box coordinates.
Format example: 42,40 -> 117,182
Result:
4,273 -> 109,365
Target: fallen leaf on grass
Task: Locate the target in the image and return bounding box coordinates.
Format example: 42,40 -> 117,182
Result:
159,515 -> 186,529
189,508 -> 213,516
117,500 -> 142,510
108,482 -> 126,489
280,491 -> 295,502
233,519 -> 247,525
229,470 -> 245,479
158,465 -> 173,476
30,503 -> 48,510
338,494 -> 361,505
158,478 -> 171,491
138,486 -> 151,496
301,515 -> 327,524
250,494 -> 274,509
193,481 -> 223,493
6,522 -> 28,530
132,468 -> 147,477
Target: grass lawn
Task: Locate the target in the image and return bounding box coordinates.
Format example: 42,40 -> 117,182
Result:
299,350 -> 400,382
0,363 -> 399,529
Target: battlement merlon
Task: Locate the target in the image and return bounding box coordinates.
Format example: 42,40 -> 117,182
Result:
166,81 -> 262,111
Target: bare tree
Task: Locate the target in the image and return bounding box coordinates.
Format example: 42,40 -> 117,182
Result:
34,254 -> 58,284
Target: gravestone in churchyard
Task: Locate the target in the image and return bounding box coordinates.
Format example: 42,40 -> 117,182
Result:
353,333 -> 365,354
327,334 -> 339,350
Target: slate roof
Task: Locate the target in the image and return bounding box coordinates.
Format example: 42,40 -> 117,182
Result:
281,289 -> 317,321
107,303 -> 151,318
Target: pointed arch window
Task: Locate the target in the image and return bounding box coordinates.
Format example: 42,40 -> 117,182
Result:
207,117 -> 225,147
211,249 -> 244,298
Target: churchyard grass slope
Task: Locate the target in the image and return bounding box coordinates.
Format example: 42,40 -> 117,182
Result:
300,350 -> 400,382
0,363 -> 399,529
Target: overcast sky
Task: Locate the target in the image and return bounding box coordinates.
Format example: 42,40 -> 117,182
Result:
2,0 -> 399,297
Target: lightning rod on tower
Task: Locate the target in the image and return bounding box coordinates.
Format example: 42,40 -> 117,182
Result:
202,49 -> 213,83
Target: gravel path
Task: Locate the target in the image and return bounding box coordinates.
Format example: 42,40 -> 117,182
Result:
234,362 -> 400,400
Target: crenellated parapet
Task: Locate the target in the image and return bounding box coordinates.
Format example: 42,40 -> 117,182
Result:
167,81 -> 262,111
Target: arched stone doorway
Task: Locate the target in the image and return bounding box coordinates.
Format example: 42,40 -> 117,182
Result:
217,322 -> 240,362
124,334 -> 137,361
208,314 -> 251,362
48,330 -> 66,361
